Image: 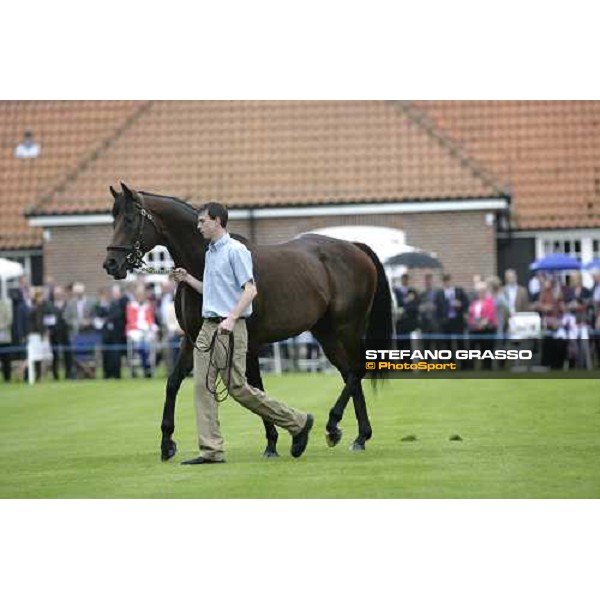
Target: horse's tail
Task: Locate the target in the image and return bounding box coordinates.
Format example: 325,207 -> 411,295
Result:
353,242 -> 394,386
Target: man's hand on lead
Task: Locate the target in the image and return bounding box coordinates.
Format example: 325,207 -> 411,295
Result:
219,315 -> 237,334
172,268 -> 188,283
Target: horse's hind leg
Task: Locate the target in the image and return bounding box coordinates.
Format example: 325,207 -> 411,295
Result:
318,326 -> 374,452
341,324 -> 373,451
326,372 -> 372,451
325,376 -> 352,447
344,336 -> 373,451
160,336 -> 193,461
350,377 -> 372,452
310,329 -> 353,447
246,348 -> 279,458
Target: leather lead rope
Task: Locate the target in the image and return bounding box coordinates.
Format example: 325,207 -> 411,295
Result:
185,328 -> 235,403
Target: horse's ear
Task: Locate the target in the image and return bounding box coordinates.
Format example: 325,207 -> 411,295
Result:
120,182 -> 132,198
109,186 -> 119,200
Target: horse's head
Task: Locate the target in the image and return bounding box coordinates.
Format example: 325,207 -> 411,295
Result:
103,182 -> 163,279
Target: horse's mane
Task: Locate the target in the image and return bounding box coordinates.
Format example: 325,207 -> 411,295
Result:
140,190 -> 249,246
139,190 -> 199,216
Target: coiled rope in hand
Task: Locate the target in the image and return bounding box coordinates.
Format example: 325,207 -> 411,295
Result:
187,328 -> 235,403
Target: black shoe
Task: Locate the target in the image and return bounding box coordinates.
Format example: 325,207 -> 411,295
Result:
181,456 -> 226,465
291,414 -> 314,458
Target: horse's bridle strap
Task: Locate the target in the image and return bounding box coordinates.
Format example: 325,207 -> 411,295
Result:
106,192 -> 163,268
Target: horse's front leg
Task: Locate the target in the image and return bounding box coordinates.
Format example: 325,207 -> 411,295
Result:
160,336 -> 193,461
246,347 -> 279,458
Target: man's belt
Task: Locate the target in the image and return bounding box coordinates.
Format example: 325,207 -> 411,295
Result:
204,316 -> 245,323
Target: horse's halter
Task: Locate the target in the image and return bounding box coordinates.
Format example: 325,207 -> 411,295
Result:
106,192 -> 170,274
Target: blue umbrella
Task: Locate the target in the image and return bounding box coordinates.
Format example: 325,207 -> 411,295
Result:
584,258 -> 600,270
529,253 -> 582,271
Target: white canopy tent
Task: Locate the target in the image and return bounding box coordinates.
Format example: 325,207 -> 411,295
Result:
0,257 -> 24,301
301,226 -> 415,264
0,257 -> 24,279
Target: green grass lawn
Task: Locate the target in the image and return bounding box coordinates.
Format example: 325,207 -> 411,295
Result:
1,373 -> 599,498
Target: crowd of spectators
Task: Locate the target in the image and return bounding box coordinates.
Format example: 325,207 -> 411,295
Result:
392,268 -> 600,370
0,276 -> 183,383
2,266 -> 600,382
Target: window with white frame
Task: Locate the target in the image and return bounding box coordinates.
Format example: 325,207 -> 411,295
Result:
537,231 -> 600,287
143,246 -> 174,272
542,238 -> 582,260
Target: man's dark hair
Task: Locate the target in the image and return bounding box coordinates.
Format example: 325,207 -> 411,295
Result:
200,202 -> 228,228
442,273 -> 452,283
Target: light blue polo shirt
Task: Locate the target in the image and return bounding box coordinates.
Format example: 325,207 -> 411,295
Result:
202,233 -> 254,318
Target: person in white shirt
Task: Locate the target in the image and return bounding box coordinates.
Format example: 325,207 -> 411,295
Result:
125,285 -> 157,377
159,281 -> 181,371
14,130 -> 41,159
528,272 -> 542,302
552,301 -> 578,369
0,296 -> 13,382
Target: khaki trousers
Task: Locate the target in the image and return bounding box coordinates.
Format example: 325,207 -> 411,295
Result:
193,319 -> 307,460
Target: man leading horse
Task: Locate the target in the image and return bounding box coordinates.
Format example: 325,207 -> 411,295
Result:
172,202 -> 314,464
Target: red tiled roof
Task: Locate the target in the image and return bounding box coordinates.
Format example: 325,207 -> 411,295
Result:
7,101 -> 596,249
0,100 -> 146,249
413,100 -> 600,229
29,100 -> 502,216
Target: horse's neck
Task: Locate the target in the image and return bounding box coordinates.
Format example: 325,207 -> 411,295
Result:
146,195 -> 206,278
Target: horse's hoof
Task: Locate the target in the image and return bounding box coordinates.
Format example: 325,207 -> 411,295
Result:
161,440 -> 177,461
350,441 -> 365,452
325,428 -> 343,447
263,449 -> 280,459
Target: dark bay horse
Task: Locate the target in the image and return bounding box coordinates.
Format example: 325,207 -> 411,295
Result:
103,183 -> 393,459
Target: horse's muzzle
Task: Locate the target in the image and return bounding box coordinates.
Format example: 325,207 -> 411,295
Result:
103,257 -> 127,279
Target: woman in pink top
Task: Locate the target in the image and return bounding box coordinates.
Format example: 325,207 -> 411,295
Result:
468,282 -> 498,332
468,281 -> 498,370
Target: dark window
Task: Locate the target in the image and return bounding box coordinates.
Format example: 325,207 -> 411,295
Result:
31,255 -> 43,285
